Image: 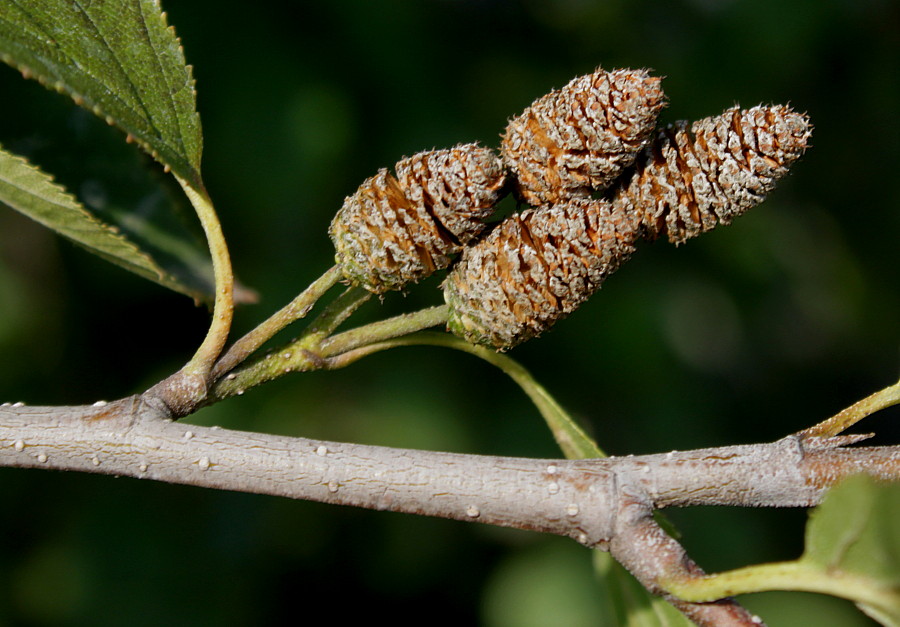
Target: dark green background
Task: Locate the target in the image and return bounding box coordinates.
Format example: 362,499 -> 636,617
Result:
1,0 -> 897,625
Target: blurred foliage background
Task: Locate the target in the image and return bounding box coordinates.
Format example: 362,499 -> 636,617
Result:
0,0 -> 898,625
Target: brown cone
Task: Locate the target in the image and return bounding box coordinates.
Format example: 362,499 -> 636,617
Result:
502,68 -> 666,206
444,198 -> 640,350
612,104 -> 812,245
330,144 -> 508,293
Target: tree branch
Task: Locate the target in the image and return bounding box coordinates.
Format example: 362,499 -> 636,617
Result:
2,399 -> 898,627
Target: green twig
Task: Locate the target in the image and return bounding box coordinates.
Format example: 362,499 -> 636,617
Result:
211,265 -> 344,379
320,306 -> 450,358
799,377 -> 900,439
206,299 -> 444,403
302,286 -> 373,342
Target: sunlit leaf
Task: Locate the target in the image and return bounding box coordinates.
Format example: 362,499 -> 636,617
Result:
0,143 -> 211,301
0,0 -> 203,186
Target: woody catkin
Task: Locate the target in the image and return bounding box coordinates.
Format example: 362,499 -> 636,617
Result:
330,144 -> 508,293
613,104 -> 812,245
443,198 -> 640,350
502,68 -> 666,206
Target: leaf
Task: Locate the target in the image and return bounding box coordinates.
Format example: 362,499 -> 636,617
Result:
667,475 -> 900,626
803,475 -> 900,624
0,143 -> 213,302
0,0 -> 203,186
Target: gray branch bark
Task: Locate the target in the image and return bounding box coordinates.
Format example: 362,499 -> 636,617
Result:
2,397 -> 898,627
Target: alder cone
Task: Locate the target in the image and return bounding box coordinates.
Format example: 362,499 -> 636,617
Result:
502,68 -> 666,206
444,198 -> 640,350
613,104 -> 812,245
330,144 -> 508,293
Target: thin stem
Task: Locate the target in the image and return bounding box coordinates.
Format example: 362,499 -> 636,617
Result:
663,562 -> 898,618
319,306 -> 449,357
177,178 -> 234,379
323,331 -> 604,459
205,295 -> 445,403
145,179 -> 235,415
303,286 -> 373,341
799,377 -> 900,439
211,265 -> 344,379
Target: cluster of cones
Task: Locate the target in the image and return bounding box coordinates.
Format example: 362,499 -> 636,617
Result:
329,68 -> 811,350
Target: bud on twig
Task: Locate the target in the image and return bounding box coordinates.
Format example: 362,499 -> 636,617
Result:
502,68 -> 666,206
330,144 -> 508,293
444,198 -> 639,350
612,105 -> 812,245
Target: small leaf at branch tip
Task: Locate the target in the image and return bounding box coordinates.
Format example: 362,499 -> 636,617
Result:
37,453 -> 48,463
466,505 -> 481,518
316,445 -> 329,457
14,440 -> 25,452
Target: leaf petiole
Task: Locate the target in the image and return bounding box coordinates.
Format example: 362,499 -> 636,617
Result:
178,178 -> 234,381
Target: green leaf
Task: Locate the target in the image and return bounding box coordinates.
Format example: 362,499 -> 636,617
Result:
803,475 -> 900,624
0,143 -> 212,302
0,0 -> 203,186
666,475 -> 900,626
